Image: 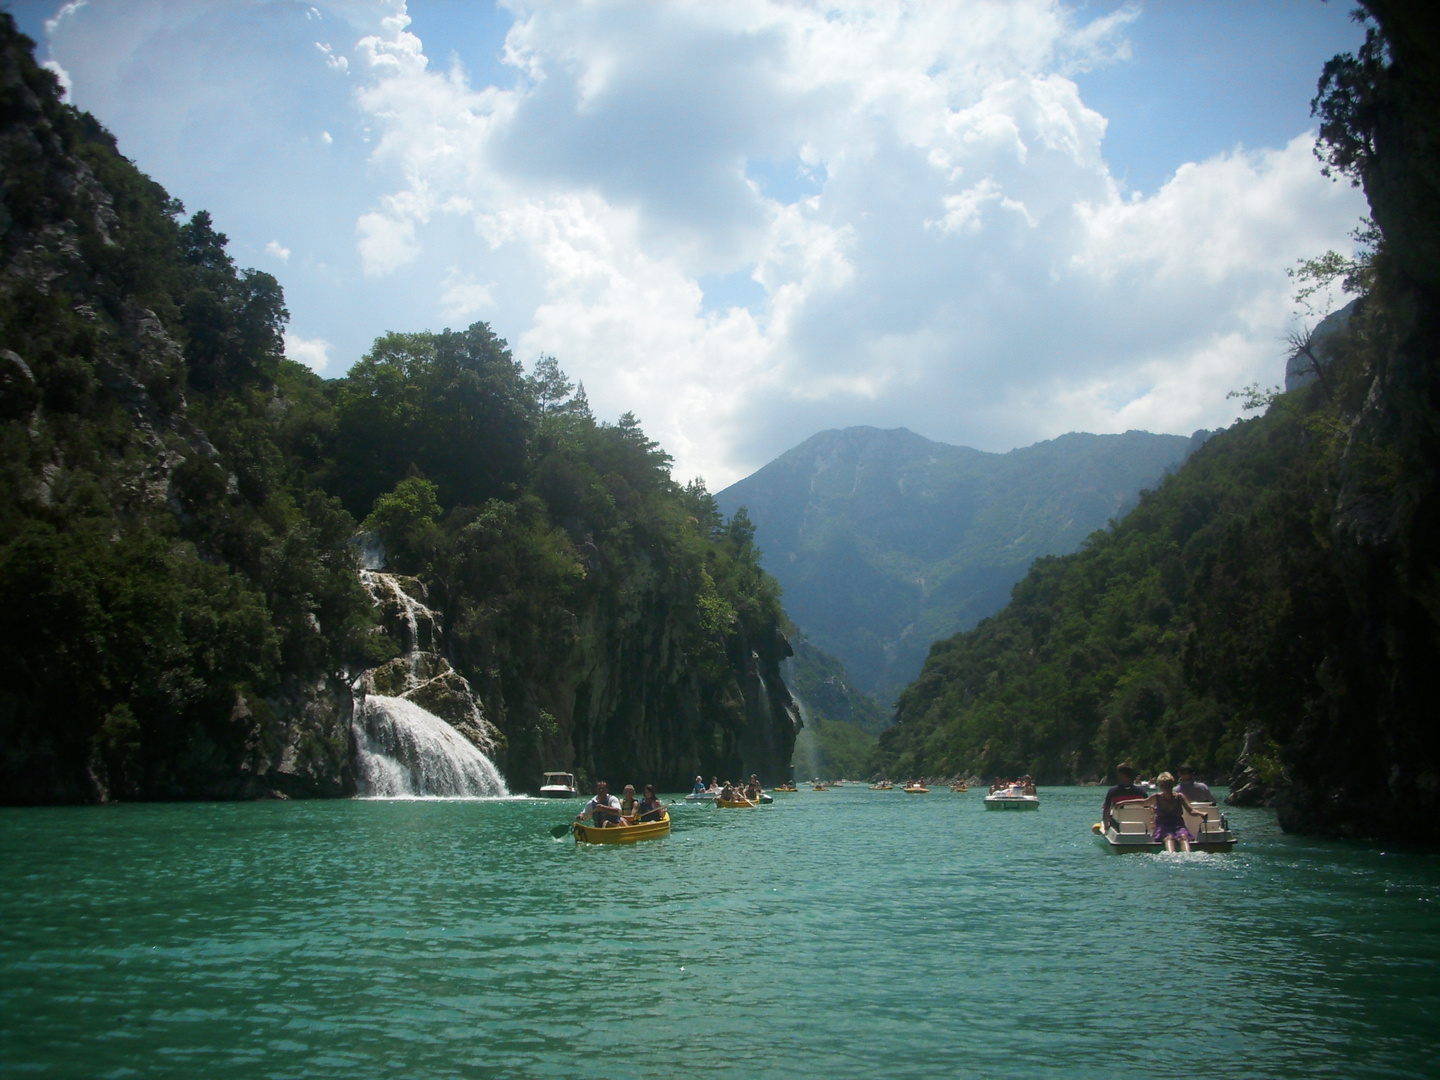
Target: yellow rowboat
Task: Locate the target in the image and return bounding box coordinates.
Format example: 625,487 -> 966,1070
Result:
870,782 -> 894,790
717,798 -> 756,808
773,783 -> 798,792
573,812 -> 670,844
903,785 -> 929,794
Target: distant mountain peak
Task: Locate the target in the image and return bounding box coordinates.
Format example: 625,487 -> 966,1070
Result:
718,427 -> 1193,703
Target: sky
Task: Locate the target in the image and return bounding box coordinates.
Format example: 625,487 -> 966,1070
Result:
8,0 -> 1370,488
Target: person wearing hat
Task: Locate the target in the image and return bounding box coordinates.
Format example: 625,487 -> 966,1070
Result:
1102,763 -> 1148,832
692,774 -> 706,796
1175,763 -> 1214,805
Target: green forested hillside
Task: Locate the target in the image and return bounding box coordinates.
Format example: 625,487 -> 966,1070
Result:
880,1 -> 1440,842
0,18 -> 795,802
716,426 -> 1194,704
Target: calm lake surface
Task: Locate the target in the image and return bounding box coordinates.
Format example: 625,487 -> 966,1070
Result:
2,786 -> 1438,1078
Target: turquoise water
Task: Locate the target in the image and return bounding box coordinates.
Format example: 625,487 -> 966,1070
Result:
2,787 -> 1438,1078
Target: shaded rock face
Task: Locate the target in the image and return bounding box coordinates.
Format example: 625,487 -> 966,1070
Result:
453,567 -> 800,794
1225,728 -> 1276,809
236,679 -> 356,799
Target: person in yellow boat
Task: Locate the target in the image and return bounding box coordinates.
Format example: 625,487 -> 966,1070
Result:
745,775 -> 763,801
637,784 -> 664,822
619,784 -> 639,822
577,781 -> 623,827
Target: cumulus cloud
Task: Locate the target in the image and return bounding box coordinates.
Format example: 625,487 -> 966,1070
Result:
284,332 -> 331,374
265,239 -> 291,262
42,0 -> 1368,487
439,267 -> 494,322
333,0 -> 1365,482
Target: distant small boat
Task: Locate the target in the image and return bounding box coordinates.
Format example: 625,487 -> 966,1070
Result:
950,783 -> 968,792
903,784 -> 929,794
717,798 -> 756,808
573,812 -> 671,844
539,771 -> 579,798
984,791 -> 1039,810
773,782 -> 798,792
811,783 -> 828,791
871,781 -> 894,790
1094,801 -> 1236,853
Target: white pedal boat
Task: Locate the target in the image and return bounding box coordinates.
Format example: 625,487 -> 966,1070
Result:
1095,801 -> 1237,853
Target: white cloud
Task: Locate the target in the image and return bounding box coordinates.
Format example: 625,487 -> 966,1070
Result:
315,41 -> 349,73
438,268 -> 494,322
265,239 -> 291,262
40,60 -> 73,100
356,209 -> 419,276
45,0 -> 89,37
284,332 -> 331,374
40,0 -> 1369,488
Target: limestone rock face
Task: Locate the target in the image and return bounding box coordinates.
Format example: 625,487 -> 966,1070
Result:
354,570 -> 500,754
1285,300 -> 1357,392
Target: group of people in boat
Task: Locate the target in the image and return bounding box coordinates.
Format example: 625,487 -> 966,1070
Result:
575,781 -> 666,828
692,774 -> 765,804
1102,762 -> 1215,851
988,775 -> 1037,796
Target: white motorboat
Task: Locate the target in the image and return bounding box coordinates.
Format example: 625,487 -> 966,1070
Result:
1094,801 -> 1237,853
686,790 -> 720,802
539,771 -> 579,798
983,791 -> 1040,810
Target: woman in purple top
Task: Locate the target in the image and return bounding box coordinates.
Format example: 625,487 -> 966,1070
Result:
1139,772 -> 1208,852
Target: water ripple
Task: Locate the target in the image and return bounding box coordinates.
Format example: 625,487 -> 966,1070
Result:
2,790 -> 1438,1078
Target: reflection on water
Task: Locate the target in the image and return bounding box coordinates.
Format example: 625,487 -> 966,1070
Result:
2,788 -> 1437,1078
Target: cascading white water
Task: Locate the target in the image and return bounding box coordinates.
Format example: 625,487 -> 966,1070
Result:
355,695 -> 507,798
351,566 -> 508,798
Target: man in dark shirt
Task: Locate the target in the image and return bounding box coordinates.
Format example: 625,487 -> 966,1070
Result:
1176,764 -> 1215,804
1102,763 -> 1148,831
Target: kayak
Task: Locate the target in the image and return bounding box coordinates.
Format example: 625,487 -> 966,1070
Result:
903,785 -> 929,794
717,798 -> 756,808
573,812 -> 670,844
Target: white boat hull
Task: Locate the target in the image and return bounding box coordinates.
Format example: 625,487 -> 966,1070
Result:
984,794 -> 1040,810
1097,802 -> 1236,852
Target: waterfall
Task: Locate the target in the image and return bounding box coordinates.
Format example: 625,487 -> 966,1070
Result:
352,564 -> 508,799
355,695 -> 506,798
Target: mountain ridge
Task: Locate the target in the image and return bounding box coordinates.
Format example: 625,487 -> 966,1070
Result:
717,424 -> 1197,702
